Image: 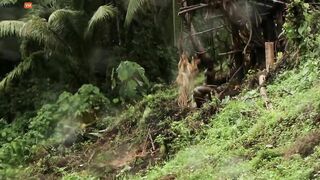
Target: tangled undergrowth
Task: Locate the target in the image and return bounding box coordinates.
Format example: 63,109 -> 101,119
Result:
0,81 -> 220,179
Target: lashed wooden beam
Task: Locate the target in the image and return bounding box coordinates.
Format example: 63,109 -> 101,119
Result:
218,50 -> 242,56
249,1 -> 273,8
179,3 -> 208,10
191,25 -> 225,36
178,3 -> 209,15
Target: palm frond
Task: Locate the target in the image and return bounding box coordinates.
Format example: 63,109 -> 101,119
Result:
48,9 -> 85,52
125,0 -> 149,26
0,0 -> 17,7
87,5 -> 117,32
48,9 -> 82,31
0,21 -> 25,37
21,18 -> 52,44
0,59 -> 32,92
21,17 -> 65,51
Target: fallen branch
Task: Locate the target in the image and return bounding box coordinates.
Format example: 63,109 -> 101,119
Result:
148,129 -> 156,151
88,151 -> 96,164
140,130 -> 149,155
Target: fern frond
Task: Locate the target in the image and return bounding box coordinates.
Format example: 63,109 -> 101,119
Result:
125,0 -> 149,26
0,0 -> 17,7
0,59 -> 32,92
87,5 -> 117,32
0,21 -> 25,37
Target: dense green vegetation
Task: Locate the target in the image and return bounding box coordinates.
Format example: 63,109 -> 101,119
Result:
133,20 -> 320,178
0,0 -> 319,179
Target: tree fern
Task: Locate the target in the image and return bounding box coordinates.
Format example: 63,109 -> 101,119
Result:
125,0 -> 149,26
0,21 -> 25,37
87,5 -> 117,32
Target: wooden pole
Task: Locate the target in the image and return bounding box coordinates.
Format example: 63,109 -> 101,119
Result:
265,42 -> 275,72
258,42 -> 275,110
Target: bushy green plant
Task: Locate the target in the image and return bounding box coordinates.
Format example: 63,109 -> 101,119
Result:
0,84 -> 109,168
284,0 -> 311,45
112,61 -> 150,102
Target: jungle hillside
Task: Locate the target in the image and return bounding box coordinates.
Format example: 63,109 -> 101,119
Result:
0,0 -> 320,179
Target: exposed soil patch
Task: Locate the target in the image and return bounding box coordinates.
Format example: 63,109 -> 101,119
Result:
284,131 -> 320,158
